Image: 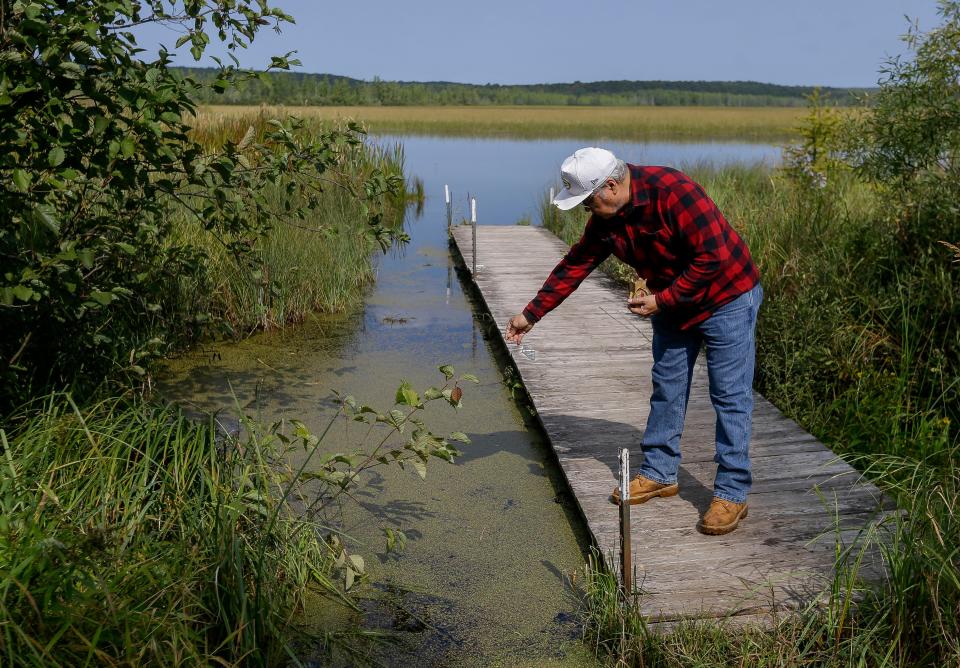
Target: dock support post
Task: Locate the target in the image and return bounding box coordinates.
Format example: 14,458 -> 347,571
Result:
445,184 -> 452,232
471,197 -> 477,278
619,447 -> 632,599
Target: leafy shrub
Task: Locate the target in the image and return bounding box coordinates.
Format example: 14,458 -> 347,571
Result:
0,1 -> 404,411
847,0 -> 960,260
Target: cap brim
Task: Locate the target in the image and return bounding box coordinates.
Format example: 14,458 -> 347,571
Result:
552,189 -> 589,211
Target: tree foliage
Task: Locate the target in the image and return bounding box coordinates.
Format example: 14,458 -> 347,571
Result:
181,67 -> 869,107
851,0 -> 960,256
782,88 -> 849,189
778,1 -> 960,447
0,1 -> 403,410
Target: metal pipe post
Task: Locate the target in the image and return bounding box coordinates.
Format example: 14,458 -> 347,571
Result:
619,447 -> 632,598
445,253 -> 451,305
471,197 -> 477,278
444,184 -> 452,231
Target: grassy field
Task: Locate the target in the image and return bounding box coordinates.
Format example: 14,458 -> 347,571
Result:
196,105 -> 809,141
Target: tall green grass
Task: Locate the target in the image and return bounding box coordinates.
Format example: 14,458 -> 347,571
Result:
174,111 -> 414,335
695,167 -> 958,467
0,106 -> 431,668
0,395 -> 341,665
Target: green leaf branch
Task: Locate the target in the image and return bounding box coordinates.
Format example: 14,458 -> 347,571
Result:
232,366 -> 476,594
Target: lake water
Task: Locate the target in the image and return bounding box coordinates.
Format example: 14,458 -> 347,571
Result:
158,135 -> 777,666
381,135 -> 780,227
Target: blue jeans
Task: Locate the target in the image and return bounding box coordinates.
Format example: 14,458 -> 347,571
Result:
638,284 -> 763,504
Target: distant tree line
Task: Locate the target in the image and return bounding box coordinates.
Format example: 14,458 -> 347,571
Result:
179,68 -> 870,107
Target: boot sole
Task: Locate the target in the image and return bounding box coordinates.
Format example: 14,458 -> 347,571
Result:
610,484 -> 679,506
697,506 -> 748,535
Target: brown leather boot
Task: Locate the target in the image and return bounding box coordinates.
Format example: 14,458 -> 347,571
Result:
697,497 -> 748,535
610,474 -> 679,506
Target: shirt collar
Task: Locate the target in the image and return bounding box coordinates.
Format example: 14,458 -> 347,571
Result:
616,163 -> 650,217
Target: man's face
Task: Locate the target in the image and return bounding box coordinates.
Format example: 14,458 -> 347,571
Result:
582,180 -> 621,219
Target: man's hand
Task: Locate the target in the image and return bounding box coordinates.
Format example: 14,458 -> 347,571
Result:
506,314 -> 533,343
628,293 -> 659,317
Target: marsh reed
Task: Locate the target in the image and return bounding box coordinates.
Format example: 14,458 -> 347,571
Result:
174,110 -> 413,335
0,395 -> 337,664
197,104 -> 809,142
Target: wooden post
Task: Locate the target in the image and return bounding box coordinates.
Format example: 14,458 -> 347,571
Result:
471,197 -> 477,278
619,447 -> 632,598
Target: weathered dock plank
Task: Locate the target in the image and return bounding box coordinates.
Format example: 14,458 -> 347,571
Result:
451,224 -> 889,623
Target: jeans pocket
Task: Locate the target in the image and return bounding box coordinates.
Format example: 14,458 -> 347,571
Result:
725,284 -> 762,313
715,293 -> 750,317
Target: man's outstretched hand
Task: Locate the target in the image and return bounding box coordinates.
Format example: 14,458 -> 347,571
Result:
628,293 -> 660,317
506,313 -> 533,343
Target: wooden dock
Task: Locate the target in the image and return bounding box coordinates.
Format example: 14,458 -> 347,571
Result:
451,224 -> 888,623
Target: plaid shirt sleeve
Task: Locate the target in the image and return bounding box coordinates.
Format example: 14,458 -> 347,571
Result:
522,217 -> 611,323
653,179 -> 750,311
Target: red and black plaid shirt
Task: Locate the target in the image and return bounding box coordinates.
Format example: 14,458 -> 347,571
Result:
523,164 -> 759,330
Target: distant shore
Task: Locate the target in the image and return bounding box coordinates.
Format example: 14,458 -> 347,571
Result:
195,104 -> 814,141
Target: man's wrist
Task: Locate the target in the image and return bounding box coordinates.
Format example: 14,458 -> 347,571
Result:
521,307 -> 541,324
653,290 -> 674,309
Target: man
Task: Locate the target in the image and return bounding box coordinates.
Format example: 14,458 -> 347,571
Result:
505,147 -> 762,536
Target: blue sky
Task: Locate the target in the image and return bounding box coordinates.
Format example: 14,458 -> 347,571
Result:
136,1 -> 942,87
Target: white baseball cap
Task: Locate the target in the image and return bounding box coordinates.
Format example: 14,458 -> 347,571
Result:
553,147 -> 618,210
